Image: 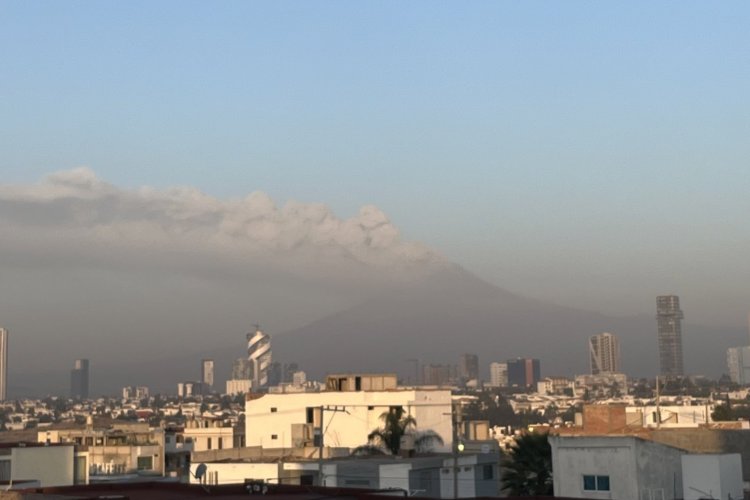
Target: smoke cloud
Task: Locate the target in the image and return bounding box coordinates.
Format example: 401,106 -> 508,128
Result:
0,168 -> 441,275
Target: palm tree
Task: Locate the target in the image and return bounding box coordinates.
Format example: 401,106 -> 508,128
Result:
353,406 -> 444,456
501,432 -> 553,496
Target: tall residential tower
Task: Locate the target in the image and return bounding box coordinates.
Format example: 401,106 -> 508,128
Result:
656,295 -> 684,377
589,332 -> 620,375
247,326 -> 272,389
70,359 -> 90,399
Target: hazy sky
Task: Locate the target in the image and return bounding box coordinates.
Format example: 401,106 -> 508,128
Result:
2,1 -> 750,327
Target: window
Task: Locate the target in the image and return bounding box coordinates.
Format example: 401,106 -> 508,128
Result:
583,475 -> 610,491
137,456 -> 153,470
0,460 -> 10,481
271,434 -> 278,440
207,437 -> 212,450
218,437 -> 223,450
482,464 -> 494,480
271,407 -> 277,413
306,407 -> 314,424
597,476 -> 610,491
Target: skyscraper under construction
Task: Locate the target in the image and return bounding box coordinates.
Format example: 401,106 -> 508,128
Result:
656,295 -> 684,377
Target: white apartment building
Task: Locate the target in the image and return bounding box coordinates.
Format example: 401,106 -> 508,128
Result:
184,418 -> 237,452
589,332 -> 620,375
727,346 -> 750,384
245,374 -> 453,452
489,362 -> 507,387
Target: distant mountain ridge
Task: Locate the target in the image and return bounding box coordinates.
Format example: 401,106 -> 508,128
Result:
273,264 -> 743,382
9,265 -> 745,397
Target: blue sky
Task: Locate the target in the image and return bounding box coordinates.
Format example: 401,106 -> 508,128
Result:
2,1 -> 749,325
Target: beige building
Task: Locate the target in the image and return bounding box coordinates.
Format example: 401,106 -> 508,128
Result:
184,417 -> 238,452
38,421 -> 164,479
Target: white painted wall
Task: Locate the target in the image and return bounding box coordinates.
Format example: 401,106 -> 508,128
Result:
11,445 -> 75,487
682,454 -> 743,500
189,462 -> 279,485
245,389 -> 452,452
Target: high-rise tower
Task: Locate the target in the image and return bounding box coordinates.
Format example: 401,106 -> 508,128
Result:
656,295 -> 684,377
201,359 -> 214,391
70,359 -> 90,399
0,328 -> 7,401
247,326 -> 272,389
589,332 -> 620,375
458,353 -> 479,382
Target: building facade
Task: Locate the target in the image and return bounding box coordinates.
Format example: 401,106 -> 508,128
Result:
70,359 -> 90,400
727,346 -> 750,385
458,354 -> 479,382
232,358 -> 252,380
506,358 -> 540,387
247,327 -> 272,388
202,359 -> 214,392
489,362 -> 508,387
422,364 -> 453,386
589,332 -> 620,375
657,295 -> 685,377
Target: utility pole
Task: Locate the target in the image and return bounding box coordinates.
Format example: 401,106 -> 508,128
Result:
317,405 -> 348,486
452,401 -> 464,499
655,376 -> 661,428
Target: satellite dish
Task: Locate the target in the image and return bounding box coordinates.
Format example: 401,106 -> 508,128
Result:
195,463 -> 208,481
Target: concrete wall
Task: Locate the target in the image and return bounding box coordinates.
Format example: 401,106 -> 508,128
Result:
682,454 -> 743,500
634,438 -> 683,500
550,436 -> 683,500
651,428 -> 750,482
11,446 -> 75,487
380,463 -> 410,492
188,462 -> 280,485
245,389 -> 452,452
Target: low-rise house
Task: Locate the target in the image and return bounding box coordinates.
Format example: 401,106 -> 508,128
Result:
38,421 -> 164,480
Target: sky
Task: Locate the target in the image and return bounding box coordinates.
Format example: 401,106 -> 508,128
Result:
2,1 -> 750,329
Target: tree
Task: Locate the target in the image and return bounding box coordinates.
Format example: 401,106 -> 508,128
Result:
355,406 -> 443,455
463,391 -> 518,427
502,432 -> 553,496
